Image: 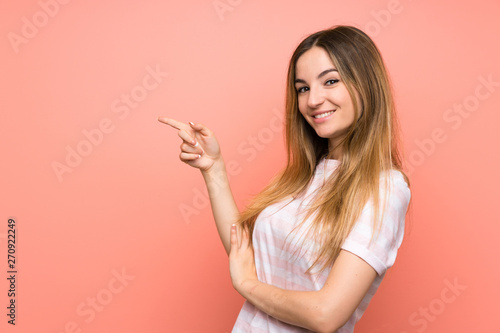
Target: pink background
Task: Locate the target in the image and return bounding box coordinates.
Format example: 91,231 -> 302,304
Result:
1,0 -> 499,332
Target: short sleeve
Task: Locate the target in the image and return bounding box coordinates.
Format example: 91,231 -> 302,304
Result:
340,171 -> 411,276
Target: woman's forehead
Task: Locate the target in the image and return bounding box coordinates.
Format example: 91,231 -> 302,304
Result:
295,47 -> 337,77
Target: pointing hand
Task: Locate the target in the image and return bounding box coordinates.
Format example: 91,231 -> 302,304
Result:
158,117 -> 221,172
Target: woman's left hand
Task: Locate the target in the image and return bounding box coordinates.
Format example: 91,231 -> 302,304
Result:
229,223 -> 258,295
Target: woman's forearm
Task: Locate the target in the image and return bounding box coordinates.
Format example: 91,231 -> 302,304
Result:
240,279 -> 338,333
201,156 -> 240,255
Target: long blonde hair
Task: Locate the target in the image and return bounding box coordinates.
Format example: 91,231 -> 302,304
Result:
235,25 -> 412,274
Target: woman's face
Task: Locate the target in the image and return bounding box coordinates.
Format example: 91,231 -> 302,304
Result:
294,46 -> 360,159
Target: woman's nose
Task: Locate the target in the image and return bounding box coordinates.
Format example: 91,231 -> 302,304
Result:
307,87 -> 325,108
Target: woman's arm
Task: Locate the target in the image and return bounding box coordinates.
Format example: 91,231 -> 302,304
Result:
201,156 -> 240,255
158,118 -> 238,255
230,224 -> 378,333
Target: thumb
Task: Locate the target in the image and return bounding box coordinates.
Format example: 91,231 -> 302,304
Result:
230,224 -> 238,251
189,121 -> 212,136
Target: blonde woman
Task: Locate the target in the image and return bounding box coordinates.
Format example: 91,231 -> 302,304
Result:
159,25 -> 412,333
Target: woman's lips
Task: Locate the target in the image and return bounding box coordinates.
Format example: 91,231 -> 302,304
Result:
312,110 -> 335,123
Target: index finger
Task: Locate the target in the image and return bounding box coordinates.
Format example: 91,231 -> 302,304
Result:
157,117 -> 186,130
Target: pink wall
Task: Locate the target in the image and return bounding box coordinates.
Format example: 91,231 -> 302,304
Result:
1,0 -> 499,332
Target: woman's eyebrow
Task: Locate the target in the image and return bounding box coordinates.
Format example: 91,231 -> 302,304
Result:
294,68 -> 338,84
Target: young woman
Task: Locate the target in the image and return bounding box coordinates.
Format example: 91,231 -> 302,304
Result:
159,25 -> 412,333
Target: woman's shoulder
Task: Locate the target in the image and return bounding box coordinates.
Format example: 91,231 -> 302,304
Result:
380,168 -> 411,199
380,168 -> 408,183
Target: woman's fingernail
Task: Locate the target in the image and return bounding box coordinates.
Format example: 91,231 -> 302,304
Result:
197,154 -> 201,159
189,121 -> 195,126
194,141 -> 199,147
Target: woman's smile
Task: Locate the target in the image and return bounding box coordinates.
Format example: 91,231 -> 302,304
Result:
311,109 -> 336,122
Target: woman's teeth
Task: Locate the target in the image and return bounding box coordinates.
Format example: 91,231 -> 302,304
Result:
313,111 -> 334,119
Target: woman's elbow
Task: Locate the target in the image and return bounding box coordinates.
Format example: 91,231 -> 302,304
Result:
314,321 -> 344,333
314,321 -> 341,333
313,306 -> 349,333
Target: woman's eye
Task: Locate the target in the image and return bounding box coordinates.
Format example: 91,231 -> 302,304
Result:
297,86 -> 309,93
326,79 -> 339,85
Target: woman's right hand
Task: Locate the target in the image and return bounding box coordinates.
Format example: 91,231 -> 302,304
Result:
158,117 -> 222,172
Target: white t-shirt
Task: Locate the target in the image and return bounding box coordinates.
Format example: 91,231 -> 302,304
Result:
232,157 -> 411,332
